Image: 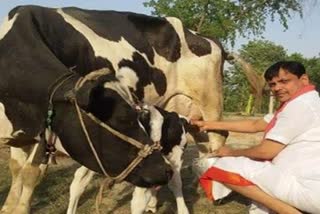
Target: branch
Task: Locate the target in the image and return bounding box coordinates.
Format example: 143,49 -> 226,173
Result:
196,13 -> 206,32
196,1 -> 210,32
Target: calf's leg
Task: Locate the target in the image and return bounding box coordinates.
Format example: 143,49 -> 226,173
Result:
166,146 -> 189,214
131,187 -> 153,214
145,188 -> 158,213
67,166 -> 95,214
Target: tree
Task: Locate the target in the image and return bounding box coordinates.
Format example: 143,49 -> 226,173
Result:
143,0 -> 303,45
225,40 -> 287,113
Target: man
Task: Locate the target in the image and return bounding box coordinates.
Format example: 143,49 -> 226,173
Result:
192,61 -> 320,214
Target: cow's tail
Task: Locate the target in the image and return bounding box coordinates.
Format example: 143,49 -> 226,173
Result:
224,50 -> 235,63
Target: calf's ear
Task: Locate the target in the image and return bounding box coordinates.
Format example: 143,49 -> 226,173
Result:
181,118 -> 200,133
137,108 -> 151,133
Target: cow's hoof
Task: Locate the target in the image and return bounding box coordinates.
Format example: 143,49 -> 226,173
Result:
145,206 -> 157,213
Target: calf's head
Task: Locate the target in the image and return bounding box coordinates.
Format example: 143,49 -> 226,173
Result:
137,105 -> 189,155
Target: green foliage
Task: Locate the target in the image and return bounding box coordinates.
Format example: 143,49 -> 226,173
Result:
143,0 -> 303,45
223,65 -> 251,112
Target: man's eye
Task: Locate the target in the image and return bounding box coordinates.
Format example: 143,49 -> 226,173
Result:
268,83 -> 275,87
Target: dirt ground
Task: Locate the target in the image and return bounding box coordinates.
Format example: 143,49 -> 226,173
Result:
0,115 -> 264,214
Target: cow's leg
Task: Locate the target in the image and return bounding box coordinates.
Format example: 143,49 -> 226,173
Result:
199,56 -> 227,153
1,147 -> 30,214
67,166 -> 95,214
131,187 -> 153,214
11,144 -> 47,214
166,146 -> 189,214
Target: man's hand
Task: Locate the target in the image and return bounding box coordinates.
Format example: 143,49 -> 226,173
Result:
190,119 -> 213,132
212,140 -> 285,160
215,146 -> 233,157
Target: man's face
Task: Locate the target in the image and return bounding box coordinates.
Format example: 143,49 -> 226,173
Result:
267,69 -> 309,103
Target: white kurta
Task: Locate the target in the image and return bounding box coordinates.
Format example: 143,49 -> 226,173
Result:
202,91 -> 320,213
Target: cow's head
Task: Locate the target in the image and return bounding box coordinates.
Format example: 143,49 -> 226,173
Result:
75,74 -> 172,187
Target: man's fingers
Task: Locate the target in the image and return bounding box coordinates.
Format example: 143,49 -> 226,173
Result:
199,127 -> 207,132
190,120 -> 199,125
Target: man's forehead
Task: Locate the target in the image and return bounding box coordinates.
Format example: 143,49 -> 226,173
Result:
268,69 -> 295,82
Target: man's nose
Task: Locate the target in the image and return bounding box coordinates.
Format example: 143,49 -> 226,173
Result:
273,84 -> 282,91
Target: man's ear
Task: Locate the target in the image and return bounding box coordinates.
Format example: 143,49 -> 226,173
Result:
300,74 -> 310,86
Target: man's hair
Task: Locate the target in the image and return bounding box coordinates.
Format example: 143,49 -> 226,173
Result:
264,61 -> 306,81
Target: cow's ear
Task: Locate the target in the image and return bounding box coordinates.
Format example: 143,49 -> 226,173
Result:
77,83 -> 116,121
75,82 -> 99,110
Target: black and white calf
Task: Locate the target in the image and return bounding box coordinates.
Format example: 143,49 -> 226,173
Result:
66,105 -> 191,214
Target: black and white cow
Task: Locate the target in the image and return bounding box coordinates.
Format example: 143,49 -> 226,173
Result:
0,5 -> 226,151
0,5 -> 227,213
67,105 -> 190,214
0,67 -> 177,213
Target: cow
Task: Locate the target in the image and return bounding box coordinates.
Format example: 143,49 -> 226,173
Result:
0,4 -> 227,213
67,105 -> 191,214
0,4 -> 226,151
0,66 -> 181,213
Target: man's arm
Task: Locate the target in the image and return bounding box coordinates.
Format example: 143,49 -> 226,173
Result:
216,139 -> 285,160
191,118 -> 268,133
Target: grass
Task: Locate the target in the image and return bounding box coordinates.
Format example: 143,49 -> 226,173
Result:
0,144 -> 251,214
